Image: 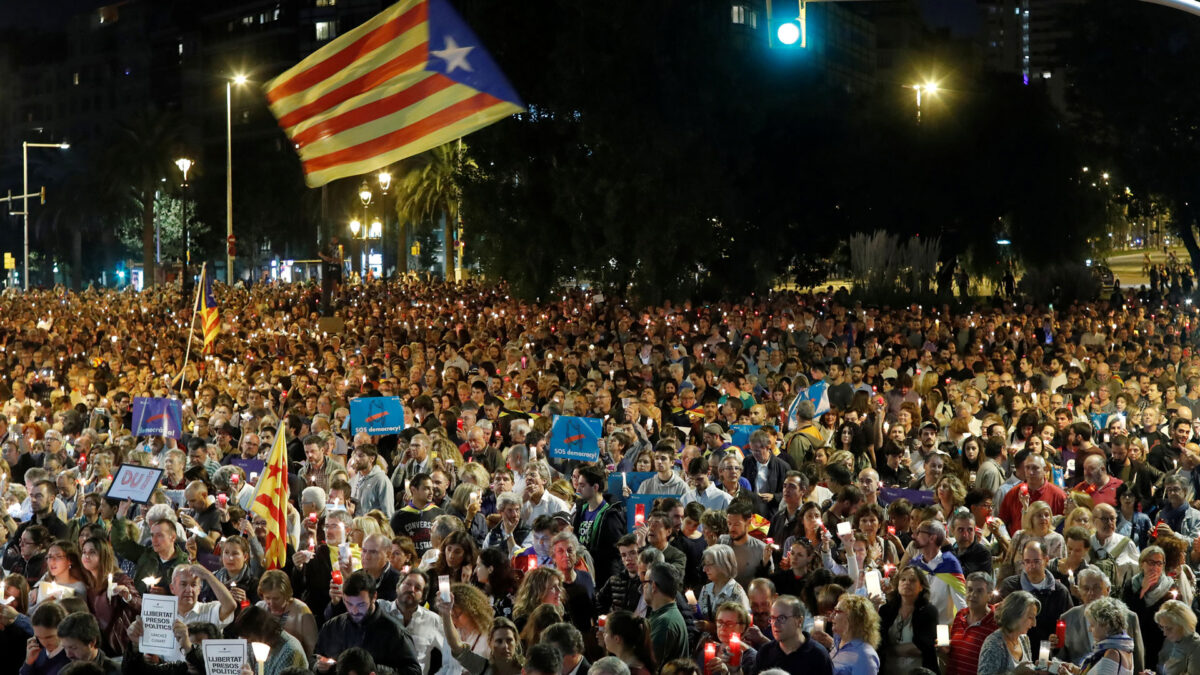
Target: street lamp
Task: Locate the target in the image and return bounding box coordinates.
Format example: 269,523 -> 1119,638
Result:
175,158 -> 193,293
21,141 -> 69,291
911,82 -> 939,123
226,74 -> 248,285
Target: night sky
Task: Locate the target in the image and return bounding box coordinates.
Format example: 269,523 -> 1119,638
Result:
5,0 -> 981,35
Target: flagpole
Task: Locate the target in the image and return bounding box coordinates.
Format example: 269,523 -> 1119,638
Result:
179,263 -> 205,396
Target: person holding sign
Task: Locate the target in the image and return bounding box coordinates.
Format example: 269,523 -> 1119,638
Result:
110,500 -> 189,595
171,564 -> 237,629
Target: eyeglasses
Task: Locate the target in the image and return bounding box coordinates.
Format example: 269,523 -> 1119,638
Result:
768,615 -> 796,624
1144,559 -> 1165,567
715,620 -> 744,629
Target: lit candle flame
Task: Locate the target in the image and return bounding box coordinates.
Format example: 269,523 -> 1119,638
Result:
142,576 -> 160,588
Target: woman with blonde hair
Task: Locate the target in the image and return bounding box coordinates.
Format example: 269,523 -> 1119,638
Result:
512,567 -> 565,629
811,593 -> 880,675
1005,500 -> 1065,574
431,434 -> 465,468
435,582 -> 494,666
1154,599 -> 1200,674
934,475 -> 966,516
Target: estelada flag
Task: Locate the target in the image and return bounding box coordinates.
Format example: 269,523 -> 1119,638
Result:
251,426 -> 290,569
197,265 -> 220,354
265,0 -> 524,187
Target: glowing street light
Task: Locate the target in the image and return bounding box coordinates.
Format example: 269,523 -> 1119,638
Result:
226,73 -> 249,284
911,82 -> 940,123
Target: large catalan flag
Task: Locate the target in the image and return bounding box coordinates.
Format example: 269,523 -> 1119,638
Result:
265,0 -> 524,188
251,426 -> 291,569
197,266 -> 220,354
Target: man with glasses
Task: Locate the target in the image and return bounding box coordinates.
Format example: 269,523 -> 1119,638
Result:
1155,474 -> 1200,539
743,430 -> 791,507
908,520 -> 967,624
1052,567 -> 1145,671
997,540 -> 1071,655
1089,503 -> 1140,586
753,594 -> 833,673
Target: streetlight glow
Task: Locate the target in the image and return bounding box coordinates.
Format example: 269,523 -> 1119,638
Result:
777,22 -> 801,46
349,220 -> 362,236
233,74 -> 248,86
377,171 -> 391,192
175,158 -> 193,181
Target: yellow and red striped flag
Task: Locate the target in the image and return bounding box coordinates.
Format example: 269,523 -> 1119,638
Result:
251,426 -> 291,569
197,265 -> 220,354
265,0 -> 524,188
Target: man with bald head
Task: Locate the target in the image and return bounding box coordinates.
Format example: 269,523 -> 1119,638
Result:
182,480 -> 222,545
1072,454 -> 1122,507
997,453 -> 1066,532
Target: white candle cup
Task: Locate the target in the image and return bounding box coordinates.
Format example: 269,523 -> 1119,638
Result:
1038,645 -> 1051,667
813,617 -> 825,634
439,574 -> 452,603
936,625 -> 950,647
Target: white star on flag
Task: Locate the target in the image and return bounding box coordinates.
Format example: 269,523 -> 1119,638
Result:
431,35 -> 474,73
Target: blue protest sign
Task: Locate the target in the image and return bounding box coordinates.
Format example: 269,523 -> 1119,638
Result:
350,397 -> 406,435
548,415 -> 603,462
730,425 -> 757,449
626,493 -> 672,532
132,397 -> 183,440
606,472 -> 657,498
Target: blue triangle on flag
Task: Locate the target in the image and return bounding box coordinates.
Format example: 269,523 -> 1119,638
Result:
426,0 -> 524,107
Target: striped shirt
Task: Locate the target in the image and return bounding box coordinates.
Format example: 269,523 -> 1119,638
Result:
947,605 -> 999,675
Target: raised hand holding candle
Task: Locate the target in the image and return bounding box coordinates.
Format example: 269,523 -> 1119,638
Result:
142,576 -> 160,590
703,643 -> 717,665
685,590 -> 698,606
1056,619 -> 1066,644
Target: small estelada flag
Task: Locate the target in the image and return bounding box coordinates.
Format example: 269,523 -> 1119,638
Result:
265,0 -> 524,187
251,427 -> 291,569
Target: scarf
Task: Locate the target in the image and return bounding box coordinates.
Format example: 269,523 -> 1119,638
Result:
1135,571 -> 1175,606
1079,633 -> 1134,674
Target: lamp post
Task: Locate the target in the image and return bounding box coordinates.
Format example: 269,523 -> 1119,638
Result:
358,180 -> 373,279
377,170 -> 392,276
21,141 -> 69,290
911,82 -> 939,123
175,158 -> 193,291
227,74 -> 247,285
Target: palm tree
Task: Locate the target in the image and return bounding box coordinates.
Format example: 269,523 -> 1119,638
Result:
108,106 -> 186,286
392,141 -> 474,280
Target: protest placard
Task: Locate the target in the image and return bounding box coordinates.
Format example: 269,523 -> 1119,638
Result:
203,639 -> 248,675
106,464 -> 164,503
140,593 -> 181,660
548,416 -> 602,462
131,397 -> 184,439
349,397 -> 406,435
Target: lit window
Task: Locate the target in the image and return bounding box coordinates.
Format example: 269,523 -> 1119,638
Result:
178,41 -> 184,55
731,4 -> 745,24
242,15 -> 254,26
315,21 -> 337,41
73,72 -> 80,86
316,0 -> 337,6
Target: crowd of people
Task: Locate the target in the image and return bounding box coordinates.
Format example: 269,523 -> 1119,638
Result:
3,278 -> 1200,675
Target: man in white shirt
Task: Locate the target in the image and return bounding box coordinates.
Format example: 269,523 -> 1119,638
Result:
680,457 -> 731,510
1091,503 -> 1140,587
521,461 -> 568,527
173,563 -> 237,628
380,571 -> 442,674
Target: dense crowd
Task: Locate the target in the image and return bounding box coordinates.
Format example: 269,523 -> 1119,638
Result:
3,278 -> 1200,675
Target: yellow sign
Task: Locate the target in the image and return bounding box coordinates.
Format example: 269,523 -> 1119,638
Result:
3,253 -> 14,270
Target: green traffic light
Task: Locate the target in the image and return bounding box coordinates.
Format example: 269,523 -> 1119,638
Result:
777,22 -> 801,46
